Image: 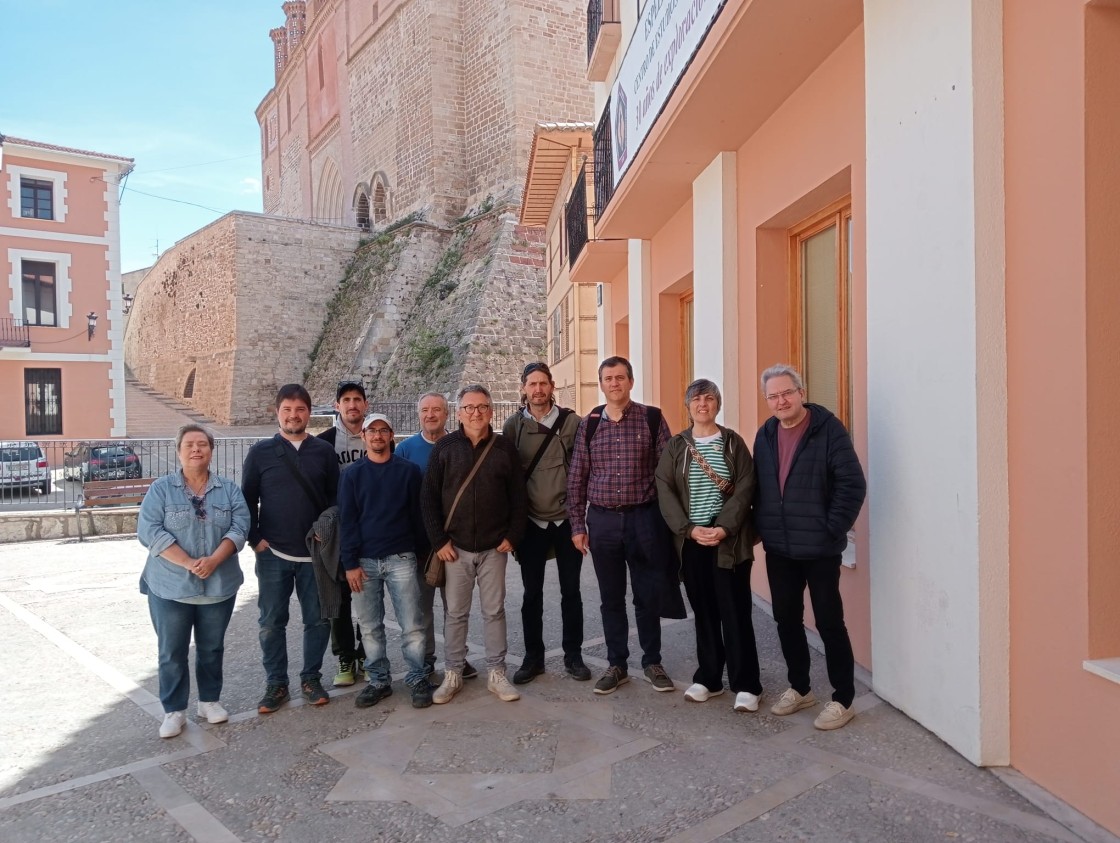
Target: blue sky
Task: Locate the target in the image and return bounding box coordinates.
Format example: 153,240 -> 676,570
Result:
1,0 -> 281,272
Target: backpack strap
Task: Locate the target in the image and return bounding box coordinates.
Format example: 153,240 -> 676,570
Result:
584,404 -> 662,450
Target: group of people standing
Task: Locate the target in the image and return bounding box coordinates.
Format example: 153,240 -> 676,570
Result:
136,356 -> 865,740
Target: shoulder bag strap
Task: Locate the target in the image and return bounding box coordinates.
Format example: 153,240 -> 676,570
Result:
686,440 -> 735,497
274,441 -> 327,513
523,409 -> 569,478
442,434 -> 497,531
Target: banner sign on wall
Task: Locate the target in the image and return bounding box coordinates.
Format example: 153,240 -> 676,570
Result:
610,0 -> 727,187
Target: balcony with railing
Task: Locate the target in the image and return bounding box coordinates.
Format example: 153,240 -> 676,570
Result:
566,133 -> 628,286
586,0 -> 621,82
0,319 -> 31,348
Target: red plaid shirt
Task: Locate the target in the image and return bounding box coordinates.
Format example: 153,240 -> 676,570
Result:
566,401 -> 671,535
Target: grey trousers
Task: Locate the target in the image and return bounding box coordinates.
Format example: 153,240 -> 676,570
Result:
443,546 -> 508,673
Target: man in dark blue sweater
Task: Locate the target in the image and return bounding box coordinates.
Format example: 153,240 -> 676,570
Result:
339,413 -> 432,708
242,384 -> 339,714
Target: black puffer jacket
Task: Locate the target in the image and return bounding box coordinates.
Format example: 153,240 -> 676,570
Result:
752,404 -> 866,559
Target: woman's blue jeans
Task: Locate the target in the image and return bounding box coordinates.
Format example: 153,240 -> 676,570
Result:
147,592 -> 236,712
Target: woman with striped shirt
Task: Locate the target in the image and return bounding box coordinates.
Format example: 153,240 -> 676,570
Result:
655,379 -> 763,713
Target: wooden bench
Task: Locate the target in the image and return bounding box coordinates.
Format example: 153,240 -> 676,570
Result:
76,477 -> 155,541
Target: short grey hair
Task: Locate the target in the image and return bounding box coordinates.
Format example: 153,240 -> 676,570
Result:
456,383 -> 492,402
416,391 -> 449,412
684,378 -> 722,413
760,364 -> 804,393
176,423 -> 215,450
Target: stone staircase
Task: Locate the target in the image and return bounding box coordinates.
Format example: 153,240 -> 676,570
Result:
125,376 -> 215,438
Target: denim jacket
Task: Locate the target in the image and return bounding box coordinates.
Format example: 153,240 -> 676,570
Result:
138,471 -> 249,601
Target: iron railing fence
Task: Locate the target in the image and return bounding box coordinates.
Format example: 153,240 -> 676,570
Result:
0,437 -> 263,513
0,318 -> 31,347
593,99 -> 615,218
565,161 -> 591,267
586,0 -> 621,63
1,401 -> 523,513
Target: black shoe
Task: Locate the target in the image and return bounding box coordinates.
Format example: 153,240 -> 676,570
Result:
301,677 -> 330,706
462,660 -> 479,680
513,658 -> 545,685
258,684 -> 290,714
564,654 -> 592,681
410,681 -> 433,709
355,682 -> 393,708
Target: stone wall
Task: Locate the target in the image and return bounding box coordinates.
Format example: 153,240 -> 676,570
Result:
124,213 -> 361,424
304,200 -> 547,405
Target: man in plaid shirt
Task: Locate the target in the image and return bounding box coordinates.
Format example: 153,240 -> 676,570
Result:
567,356 -> 677,695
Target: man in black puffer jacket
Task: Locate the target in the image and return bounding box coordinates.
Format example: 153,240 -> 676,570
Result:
753,365 -> 866,732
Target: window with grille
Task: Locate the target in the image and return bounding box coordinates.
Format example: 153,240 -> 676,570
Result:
25,369 -> 62,435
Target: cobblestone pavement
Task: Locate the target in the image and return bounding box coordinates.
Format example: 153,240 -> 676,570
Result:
0,538 -> 1112,843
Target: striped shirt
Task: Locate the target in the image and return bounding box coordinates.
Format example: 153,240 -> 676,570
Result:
688,433 -> 730,526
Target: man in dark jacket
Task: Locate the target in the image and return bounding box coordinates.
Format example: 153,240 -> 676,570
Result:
242,383 -> 339,714
421,384 -> 527,705
753,365 -> 866,731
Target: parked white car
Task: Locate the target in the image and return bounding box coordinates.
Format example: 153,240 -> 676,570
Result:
0,442 -> 51,494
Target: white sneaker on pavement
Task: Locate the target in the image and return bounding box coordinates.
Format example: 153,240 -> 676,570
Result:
733,691 -> 761,712
683,683 -> 724,702
197,701 -> 229,724
433,669 -> 463,705
159,711 -> 186,738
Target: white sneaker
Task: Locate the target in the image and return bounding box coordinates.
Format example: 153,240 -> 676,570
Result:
487,669 -> 521,702
733,691 -> 761,712
159,711 -> 186,738
433,669 -> 463,705
683,683 -> 724,702
197,701 -> 229,724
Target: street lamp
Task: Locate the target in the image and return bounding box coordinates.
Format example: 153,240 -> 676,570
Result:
87,311 -> 98,341
122,293 -> 133,314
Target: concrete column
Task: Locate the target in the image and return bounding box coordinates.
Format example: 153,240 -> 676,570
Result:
596,282 -> 612,364
865,0 -> 1008,764
627,239 -> 652,401
692,152 -> 739,428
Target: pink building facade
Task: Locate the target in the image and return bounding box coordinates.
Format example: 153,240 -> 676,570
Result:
0,135 -> 133,441
536,0 -> 1120,833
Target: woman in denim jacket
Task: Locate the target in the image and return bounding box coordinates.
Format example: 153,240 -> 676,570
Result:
138,424 -> 249,738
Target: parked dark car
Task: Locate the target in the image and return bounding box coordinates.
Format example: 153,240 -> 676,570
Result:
64,443 -> 143,482
0,442 -> 51,493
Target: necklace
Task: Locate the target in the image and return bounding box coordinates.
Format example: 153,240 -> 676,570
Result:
184,473 -> 208,496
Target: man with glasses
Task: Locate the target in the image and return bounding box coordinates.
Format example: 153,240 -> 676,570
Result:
753,364 -> 866,730
502,362 -> 590,684
397,392 -> 478,680
339,414 -> 432,708
567,356 -> 677,695
317,380 -> 369,687
243,384 -> 339,713
422,384 -> 527,704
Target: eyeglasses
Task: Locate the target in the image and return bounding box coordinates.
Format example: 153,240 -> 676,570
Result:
337,379 -> 363,390
459,404 -> 491,414
189,495 -> 207,520
365,427 -> 393,436
764,388 -> 801,403
522,362 -> 550,379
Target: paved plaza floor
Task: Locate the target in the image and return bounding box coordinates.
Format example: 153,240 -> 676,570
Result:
0,537 -> 1112,843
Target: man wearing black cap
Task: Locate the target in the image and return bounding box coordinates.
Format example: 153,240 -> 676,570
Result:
317,380 -> 369,686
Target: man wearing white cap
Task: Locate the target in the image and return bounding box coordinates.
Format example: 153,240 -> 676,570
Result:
338,413 -> 432,708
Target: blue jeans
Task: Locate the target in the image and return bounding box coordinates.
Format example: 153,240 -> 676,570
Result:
148,593 -> 235,712
350,553 -> 427,687
256,549 -> 330,686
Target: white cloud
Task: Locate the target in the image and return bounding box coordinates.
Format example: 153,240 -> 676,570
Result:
240,177 -> 260,194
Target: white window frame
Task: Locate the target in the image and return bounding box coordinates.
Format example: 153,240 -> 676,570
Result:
8,248 -> 73,328
8,164 -> 68,223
